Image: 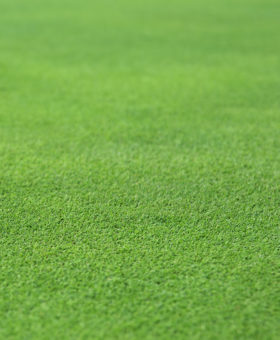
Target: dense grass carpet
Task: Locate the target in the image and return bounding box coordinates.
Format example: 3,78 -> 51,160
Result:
0,0 -> 279,338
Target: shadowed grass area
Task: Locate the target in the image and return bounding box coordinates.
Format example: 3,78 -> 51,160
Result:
0,0 -> 279,339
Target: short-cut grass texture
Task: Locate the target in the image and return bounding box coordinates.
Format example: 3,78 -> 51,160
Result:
0,0 -> 279,339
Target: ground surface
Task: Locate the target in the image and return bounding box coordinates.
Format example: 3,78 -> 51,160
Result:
0,0 -> 279,339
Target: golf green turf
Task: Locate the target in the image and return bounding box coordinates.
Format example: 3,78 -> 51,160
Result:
0,0 -> 279,338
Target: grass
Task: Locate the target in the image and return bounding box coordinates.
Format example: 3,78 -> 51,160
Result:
0,0 -> 280,338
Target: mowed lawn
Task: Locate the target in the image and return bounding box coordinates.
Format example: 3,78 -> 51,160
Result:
0,0 -> 279,339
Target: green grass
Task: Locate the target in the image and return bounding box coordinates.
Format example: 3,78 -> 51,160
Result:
0,0 -> 280,338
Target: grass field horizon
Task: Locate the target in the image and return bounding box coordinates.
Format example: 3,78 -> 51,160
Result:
0,0 -> 279,339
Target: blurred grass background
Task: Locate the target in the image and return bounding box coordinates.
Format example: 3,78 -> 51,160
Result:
0,0 -> 279,339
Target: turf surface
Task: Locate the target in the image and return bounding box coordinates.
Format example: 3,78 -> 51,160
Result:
0,0 -> 280,339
